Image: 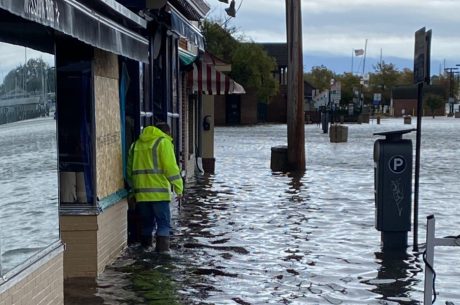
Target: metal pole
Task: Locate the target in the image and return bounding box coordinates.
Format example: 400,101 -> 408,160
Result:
285,0 -> 305,170
413,82 -> 423,251
362,39 -> 368,76
351,49 -> 354,74
424,215 -> 435,304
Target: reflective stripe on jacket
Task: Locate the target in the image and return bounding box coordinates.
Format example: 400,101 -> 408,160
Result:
127,126 -> 183,202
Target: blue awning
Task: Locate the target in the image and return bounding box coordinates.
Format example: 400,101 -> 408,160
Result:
170,7 -> 204,51
0,0 -> 149,62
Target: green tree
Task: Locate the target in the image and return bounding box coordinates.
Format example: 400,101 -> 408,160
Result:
424,93 -> 444,118
335,72 -> 361,105
202,19 -> 239,62
399,68 -> 414,86
202,20 -> 279,102
369,61 -> 400,105
304,65 -> 335,91
231,43 -> 278,102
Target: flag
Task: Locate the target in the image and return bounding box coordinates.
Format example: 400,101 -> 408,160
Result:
354,49 -> 364,56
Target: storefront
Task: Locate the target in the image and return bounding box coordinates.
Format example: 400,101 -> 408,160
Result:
0,0 -> 148,303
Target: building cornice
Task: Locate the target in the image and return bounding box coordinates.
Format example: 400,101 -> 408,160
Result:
169,0 -> 210,21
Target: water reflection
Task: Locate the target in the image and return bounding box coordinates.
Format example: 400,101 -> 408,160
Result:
364,251 -> 422,304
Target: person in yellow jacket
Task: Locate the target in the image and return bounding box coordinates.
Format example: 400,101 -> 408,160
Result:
127,123 -> 183,251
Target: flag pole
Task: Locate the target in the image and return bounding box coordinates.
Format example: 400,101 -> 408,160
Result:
351,49 -> 354,74
362,39 -> 368,76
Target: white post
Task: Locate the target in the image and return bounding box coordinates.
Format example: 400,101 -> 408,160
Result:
424,215 -> 435,304
424,215 -> 460,303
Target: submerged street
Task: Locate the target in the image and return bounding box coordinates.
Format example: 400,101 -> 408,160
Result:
62,117 -> 459,304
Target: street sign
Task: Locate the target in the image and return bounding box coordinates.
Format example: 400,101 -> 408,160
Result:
413,27 -> 432,84
373,93 -> 382,106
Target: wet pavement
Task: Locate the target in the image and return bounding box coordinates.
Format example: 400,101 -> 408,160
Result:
63,117 -> 460,304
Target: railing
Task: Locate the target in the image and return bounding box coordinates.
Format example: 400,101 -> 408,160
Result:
424,215 -> 459,304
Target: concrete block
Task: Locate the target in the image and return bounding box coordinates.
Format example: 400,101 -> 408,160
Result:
329,125 -> 348,143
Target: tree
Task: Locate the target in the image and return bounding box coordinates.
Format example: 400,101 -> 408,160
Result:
202,20 -> 279,102
369,61 -> 400,105
424,93 -> 444,118
335,73 -> 361,105
202,19 -> 239,63
399,68 -> 414,86
231,43 -> 278,102
304,65 -> 334,91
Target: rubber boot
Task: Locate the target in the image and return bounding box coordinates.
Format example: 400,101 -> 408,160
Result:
155,236 -> 170,253
141,235 -> 153,248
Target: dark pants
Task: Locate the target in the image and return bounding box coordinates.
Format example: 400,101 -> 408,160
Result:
136,201 -> 171,237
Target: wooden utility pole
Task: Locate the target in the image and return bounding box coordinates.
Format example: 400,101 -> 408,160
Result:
286,0 -> 305,170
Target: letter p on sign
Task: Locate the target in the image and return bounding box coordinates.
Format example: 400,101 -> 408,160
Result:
388,156 -> 406,174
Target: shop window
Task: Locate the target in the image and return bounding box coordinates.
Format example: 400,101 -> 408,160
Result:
56,40 -> 95,207
0,43 -> 58,276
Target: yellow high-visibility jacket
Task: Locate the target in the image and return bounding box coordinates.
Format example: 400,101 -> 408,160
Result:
127,126 -> 183,202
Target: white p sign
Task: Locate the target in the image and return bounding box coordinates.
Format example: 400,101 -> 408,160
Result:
388,156 -> 406,174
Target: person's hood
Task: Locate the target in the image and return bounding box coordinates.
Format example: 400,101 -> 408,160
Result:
139,126 -> 172,142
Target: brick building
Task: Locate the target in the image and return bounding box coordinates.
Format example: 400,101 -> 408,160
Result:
392,85 -> 446,117
215,42 -> 315,125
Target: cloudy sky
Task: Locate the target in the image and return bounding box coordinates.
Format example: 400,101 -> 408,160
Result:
207,0 -> 460,75
2,0 -> 459,82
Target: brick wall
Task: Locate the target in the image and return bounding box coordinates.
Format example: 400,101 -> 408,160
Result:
60,215 -> 98,278
214,95 -> 226,125
393,99 -> 417,117
240,91 -> 258,125
61,200 -> 127,278
393,99 -> 445,117
0,249 -> 64,305
97,200 -> 128,274
267,85 -> 287,123
214,87 -> 288,125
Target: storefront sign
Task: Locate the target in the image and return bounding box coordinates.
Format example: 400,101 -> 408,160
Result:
24,0 -> 60,25
0,0 -> 149,62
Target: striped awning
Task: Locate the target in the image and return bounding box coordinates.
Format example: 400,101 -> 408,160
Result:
188,60 -> 245,95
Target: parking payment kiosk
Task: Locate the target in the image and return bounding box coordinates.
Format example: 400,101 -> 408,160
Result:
374,129 -> 415,249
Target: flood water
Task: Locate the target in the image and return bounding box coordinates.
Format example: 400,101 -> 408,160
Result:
65,117 -> 458,304
0,117 -> 59,275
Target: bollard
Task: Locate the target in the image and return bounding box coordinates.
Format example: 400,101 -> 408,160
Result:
404,115 -> 412,124
329,124 -> 348,143
376,115 -> 381,125
321,112 -> 329,133
270,145 -> 288,171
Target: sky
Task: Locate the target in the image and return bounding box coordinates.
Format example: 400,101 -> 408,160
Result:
2,0 -> 460,83
207,0 -> 460,76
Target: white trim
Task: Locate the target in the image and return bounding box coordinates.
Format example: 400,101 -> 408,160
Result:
0,241 -> 64,293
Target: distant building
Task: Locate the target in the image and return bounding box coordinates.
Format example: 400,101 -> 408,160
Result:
260,43 -> 316,122
215,42 -> 315,125
391,85 -> 446,117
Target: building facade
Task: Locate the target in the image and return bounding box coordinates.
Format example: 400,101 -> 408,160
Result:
391,85 -> 446,117
0,0 -> 150,303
